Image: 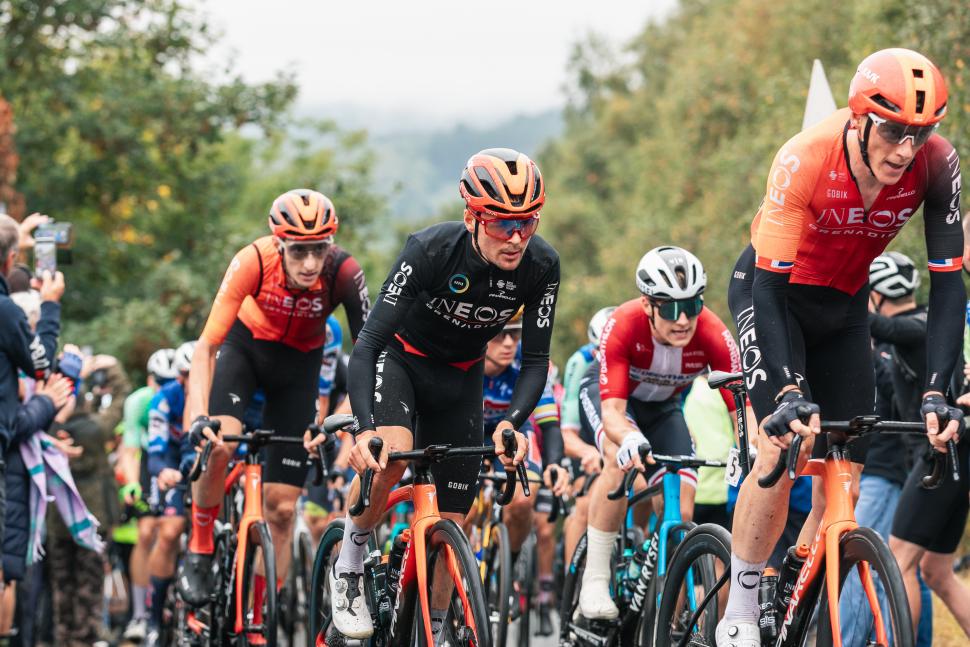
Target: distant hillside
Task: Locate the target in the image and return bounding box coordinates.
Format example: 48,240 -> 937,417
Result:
371,109 -> 564,219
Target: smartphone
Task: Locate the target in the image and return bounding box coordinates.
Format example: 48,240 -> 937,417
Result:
34,238 -> 57,276
57,350 -> 84,397
35,222 -> 73,247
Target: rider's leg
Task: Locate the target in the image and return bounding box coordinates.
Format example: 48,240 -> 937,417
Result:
503,485 -> 534,554
579,437 -> 628,619
188,414 -> 240,551
130,516 -> 157,621
919,550 -> 970,637
889,537 -> 925,639
148,515 -> 185,630
564,481 -> 589,565
263,483 -> 302,589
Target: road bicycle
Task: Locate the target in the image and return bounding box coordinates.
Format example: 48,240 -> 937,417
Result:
654,371 -> 958,647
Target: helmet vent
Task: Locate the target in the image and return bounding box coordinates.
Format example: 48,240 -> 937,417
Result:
915,90 -> 925,114
531,177 -> 542,203
871,94 -> 901,113
474,167 -> 501,201
461,178 -> 482,198
300,194 -> 311,206
912,68 -> 924,78
504,161 -> 518,175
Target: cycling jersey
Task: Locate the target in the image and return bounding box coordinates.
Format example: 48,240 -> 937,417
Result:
599,299 -> 741,411
146,380 -> 193,477
743,108 -> 963,399
349,221 -> 560,433
318,315 -> 343,398
201,236 -> 370,353
122,384 -> 156,450
560,344 -> 595,431
751,108 -> 962,292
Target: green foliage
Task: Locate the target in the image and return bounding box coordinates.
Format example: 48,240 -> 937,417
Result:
538,0 -> 970,365
1,0 -> 386,378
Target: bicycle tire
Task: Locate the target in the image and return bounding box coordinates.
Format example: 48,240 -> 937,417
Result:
515,534 -> 536,647
814,526 -> 914,647
283,528 -> 314,645
239,520 -> 278,647
307,518 -> 345,647
558,532 -> 586,645
653,523 -> 731,647
637,521 -> 697,647
482,522 -> 512,647
415,518 -> 492,647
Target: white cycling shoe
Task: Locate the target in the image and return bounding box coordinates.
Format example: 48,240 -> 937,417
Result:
715,618 -> 761,647
578,576 -> 619,620
329,566 -> 374,639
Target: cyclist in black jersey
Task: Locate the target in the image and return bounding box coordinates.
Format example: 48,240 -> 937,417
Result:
329,148 -> 561,640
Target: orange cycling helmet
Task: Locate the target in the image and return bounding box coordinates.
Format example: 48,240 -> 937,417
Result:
459,148 -> 545,218
268,189 -> 338,241
848,48 -> 948,126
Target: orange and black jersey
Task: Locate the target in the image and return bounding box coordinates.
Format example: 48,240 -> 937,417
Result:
200,236 -> 369,353
348,221 -> 560,433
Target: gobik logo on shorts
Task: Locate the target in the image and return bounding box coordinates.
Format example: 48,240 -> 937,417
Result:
449,274 -> 470,294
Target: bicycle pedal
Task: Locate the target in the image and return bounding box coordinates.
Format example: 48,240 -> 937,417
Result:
324,625 -> 366,647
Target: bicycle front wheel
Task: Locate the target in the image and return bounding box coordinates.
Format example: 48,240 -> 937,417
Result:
239,520 -> 278,647
415,519 -> 491,647
482,522 -> 511,647
815,526 -> 913,647
652,523 -> 730,647
307,518 -> 345,647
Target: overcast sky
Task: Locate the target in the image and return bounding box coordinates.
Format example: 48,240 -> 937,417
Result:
200,0 -> 678,126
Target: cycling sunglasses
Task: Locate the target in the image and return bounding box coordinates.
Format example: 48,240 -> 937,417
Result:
493,327 -> 522,343
282,240 -> 331,260
868,113 -> 938,147
650,296 -> 704,321
473,212 -> 540,241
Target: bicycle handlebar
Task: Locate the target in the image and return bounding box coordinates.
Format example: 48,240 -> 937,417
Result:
607,444 -> 651,500
348,428 -> 528,517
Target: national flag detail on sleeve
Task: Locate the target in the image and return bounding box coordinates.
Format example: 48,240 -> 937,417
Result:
928,257 -> 962,272
754,254 -> 794,273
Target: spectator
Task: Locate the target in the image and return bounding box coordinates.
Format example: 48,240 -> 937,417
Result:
46,353 -> 129,647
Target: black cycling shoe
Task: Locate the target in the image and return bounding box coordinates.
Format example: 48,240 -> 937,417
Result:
536,601 -> 554,636
177,551 -> 215,607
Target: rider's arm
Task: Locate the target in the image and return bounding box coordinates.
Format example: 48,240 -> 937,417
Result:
559,351 -> 588,432
146,395 -> 169,478
347,235 -> 433,431
868,311 -> 927,345
534,375 -> 563,465
332,254 -> 370,342
191,246 -> 260,418
696,308 -> 743,413
921,138 -> 965,395
598,318 -> 638,446
503,258 -> 560,429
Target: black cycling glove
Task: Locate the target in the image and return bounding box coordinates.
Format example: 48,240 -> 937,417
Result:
763,390 -> 819,438
920,393 -> 965,438
188,415 -> 220,447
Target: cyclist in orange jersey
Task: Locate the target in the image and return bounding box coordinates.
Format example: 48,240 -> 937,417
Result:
178,189 -> 370,607
718,49 -> 964,647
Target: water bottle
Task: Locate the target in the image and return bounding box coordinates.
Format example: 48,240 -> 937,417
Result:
774,544 -> 809,621
758,568 -> 779,645
387,529 -> 410,597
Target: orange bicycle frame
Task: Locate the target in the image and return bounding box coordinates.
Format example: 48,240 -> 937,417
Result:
229,462 -> 265,634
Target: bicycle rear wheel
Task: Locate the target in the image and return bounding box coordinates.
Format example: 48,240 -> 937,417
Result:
815,526 -> 913,647
283,528 -> 314,645
652,523 -> 729,647
514,533 -> 536,647
482,522 -> 511,647
415,519 -> 491,647
307,518 -> 345,647
238,520 -> 278,647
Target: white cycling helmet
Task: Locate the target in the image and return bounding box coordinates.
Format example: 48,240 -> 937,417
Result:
174,341 -> 197,375
147,348 -> 178,381
587,306 -> 617,345
635,246 -> 706,300
870,251 -> 920,298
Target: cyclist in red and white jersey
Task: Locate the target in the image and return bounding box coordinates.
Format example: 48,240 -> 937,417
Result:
719,49 -> 964,647
578,246 -> 742,620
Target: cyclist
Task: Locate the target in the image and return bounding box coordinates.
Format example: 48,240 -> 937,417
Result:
577,246 -> 742,620
481,309 -> 568,635
331,148 -> 560,640
720,48 -> 964,647
561,306 -> 613,566
181,189 -> 370,606
119,348 -> 177,642
143,341 -> 196,646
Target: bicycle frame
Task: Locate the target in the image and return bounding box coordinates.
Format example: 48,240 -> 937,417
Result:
384,473 -> 480,646
776,446 -> 887,647
227,460 -> 265,635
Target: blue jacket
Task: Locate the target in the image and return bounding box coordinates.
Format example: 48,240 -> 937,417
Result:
0,274 -> 60,582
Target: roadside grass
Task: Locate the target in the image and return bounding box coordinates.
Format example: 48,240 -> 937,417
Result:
928,522 -> 970,645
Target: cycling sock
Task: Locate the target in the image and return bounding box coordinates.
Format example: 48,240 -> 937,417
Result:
148,576 -> 173,629
132,584 -> 148,620
723,553 -> 766,623
188,503 -> 220,554
538,575 -> 554,604
253,574 -> 266,626
335,515 -> 372,576
583,527 -> 618,584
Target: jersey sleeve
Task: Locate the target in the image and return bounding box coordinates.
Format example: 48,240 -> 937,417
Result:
504,256 -> 560,429
122,390 -> 146,449
531,371 -> 560,427
146,393 -> 170,477
751,140 -> 820,273
200,245 -> 261,346
348,235 -> 435,432
697,309 -> 743,412
332,254 -> 370,342
318,316 -> 343,397
598,314 -> 632,401
559,351 -> 589,429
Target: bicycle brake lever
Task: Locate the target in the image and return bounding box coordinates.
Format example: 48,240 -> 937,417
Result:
607,469 -> 636,501
948,438 -> 960,483
920,449 -> 946,490
787,435 -> 802,481
189,441 -> 214,482
516,462 -> 531,498
349,437 -> 383,516
312,444 -> 328,486
758,446 -> 787,489
547,468 -> 562,523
